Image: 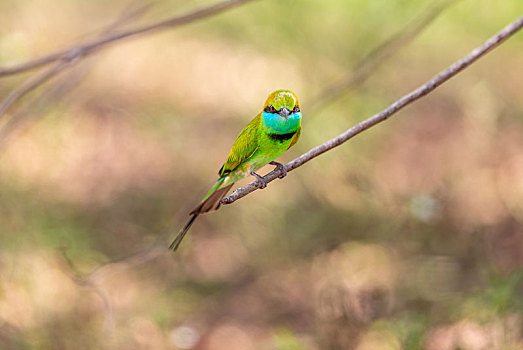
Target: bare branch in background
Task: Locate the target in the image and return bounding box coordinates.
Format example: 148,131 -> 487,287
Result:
310,0 -> 460,113
0,1 -> 152,127
0,64 -> 87,147
86,243 -> 167,282
0,0 -> 258,130
222,14 -> 523,205
0,61 -> 76,119
58,247 -> 116,335
0,0 -> 258,79
57,236 -> 173,335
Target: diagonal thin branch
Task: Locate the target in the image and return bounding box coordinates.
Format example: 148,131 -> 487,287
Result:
222,14 -> 523,205
0,2 -> 152,123
86,242 -> 166,281
58,247 -> 115,335
0,60 -> 89,148
0,0 -> 258,78
311,0 -> 460,113
0,60 -> 75,119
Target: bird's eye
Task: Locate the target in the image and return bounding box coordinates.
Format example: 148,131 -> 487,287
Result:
292,106 -> 300,113
264,105 -> 276,113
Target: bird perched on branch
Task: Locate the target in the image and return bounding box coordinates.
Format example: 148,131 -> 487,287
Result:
169,89 -> 302,251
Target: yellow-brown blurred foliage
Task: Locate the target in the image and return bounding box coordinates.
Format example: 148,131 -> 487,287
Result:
0,0 -> 522,349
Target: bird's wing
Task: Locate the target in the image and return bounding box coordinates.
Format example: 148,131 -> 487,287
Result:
219,114 -> 260,176
288,126 -> 301,149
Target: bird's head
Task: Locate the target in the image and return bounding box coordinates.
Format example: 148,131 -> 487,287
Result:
263,90 -> 300,121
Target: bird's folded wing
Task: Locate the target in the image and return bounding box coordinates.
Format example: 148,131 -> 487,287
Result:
288,126 -> 301,150
219,114 -> 260,176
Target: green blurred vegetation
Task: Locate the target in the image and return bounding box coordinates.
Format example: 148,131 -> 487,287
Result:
0,0 -> 522,349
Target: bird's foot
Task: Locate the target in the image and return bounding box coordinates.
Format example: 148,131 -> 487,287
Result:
250,171 -> 267,189
269,161 -> 287,179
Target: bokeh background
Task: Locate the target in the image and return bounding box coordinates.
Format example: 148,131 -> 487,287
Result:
0,0 -> 522,349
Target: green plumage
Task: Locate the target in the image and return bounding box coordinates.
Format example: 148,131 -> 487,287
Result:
219,114 -> 261,177
170,89 -> 302,251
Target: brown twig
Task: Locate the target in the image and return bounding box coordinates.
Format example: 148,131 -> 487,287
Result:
221,14 -> 523,205
0,1 -> 151,79
57,240 -> 169,334
58,247 -> 115,335
0,0 -> 257,122
310,0 -> 460,113
0,63 -> 87,147
0,0 -> 258,78
0,60 -> 74,119
0,2 -> 152,123
86,242 -> 167,281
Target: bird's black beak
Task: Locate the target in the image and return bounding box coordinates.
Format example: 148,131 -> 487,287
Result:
279,107 -> 290,121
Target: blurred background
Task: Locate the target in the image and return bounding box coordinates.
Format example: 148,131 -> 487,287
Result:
0,0 -> 522,349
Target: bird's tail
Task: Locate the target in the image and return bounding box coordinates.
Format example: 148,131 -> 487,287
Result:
169,214 -> 199,251
190,177 -> 234,215
169,177 -> 234,251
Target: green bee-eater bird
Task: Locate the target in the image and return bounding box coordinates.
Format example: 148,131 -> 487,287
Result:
169,89 -> 302,251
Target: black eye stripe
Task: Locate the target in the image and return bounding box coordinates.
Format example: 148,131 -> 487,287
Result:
264,105 -> 300,113
264,105 -> 278,113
